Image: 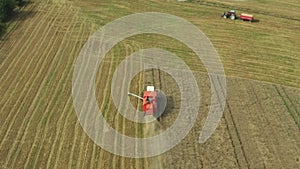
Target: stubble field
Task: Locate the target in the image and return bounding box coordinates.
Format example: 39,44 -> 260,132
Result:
0,0 -> 299,168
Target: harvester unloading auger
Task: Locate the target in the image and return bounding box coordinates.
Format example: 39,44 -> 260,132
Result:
128,86 -> 166,120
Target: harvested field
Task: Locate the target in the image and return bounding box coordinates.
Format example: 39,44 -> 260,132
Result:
0,0 -> 299,168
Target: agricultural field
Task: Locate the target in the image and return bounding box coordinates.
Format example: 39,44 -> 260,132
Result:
0,0 -> 299,168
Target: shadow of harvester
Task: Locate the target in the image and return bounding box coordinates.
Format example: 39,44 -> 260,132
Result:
156,96 -> 174,120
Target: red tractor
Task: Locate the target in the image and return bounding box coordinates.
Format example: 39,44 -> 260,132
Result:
222,10 -> 255,22
128,86 -> 166,119
222,10 -> 236,20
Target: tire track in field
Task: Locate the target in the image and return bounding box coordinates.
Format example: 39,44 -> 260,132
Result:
89,61 -> 109,168
82,35 -> 114,168
1,3 -> 72,164
260,84 -> 300,140
47,35 -> 94,168
67,32 -> 100,169
78,46 -> 112,169
164,71 -> 202,169
27,11 -> 83,168
50,20 -> 92,168
267,85 -> 300,165
0,6 -> 65,153
246,80 -> 300,168
274,85 -> 300,130
142,67 -> 165,169
143,69 -> 154,169
136,52 -> 145,169
95,51 -> 119,169
122,43 -> 144,168
118,43 -> 133,169
111,58 -> 126,169
65,20 -> 93,169
69,32 -> 117,168
241,81 -> 284,168
66,21 -> 97,169
141,74 -> 148,168
36,11 -> 80,168
0,5 -> 60,133
282,87 -> 300,121
214,77 -> 249,169
150,68 -> 165,169
9,33 -> 66,166
149,65 -> 168,169
211,78 -> 240,168
1,7 -> 70,167
47,19 -> 95,168
0,4 -> 64,136
110,43 -> 133,169
71,28 -> 101,168
0,4 -> 57,112
51,18 -> 91,169
0,4 -> 57,86
226,64 -> 300,89
9,32 -> 67,168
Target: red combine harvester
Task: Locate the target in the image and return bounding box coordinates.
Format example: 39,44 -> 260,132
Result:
128,86 -> 165,119
240,13 -> 254,22
142,86 -> 157,115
